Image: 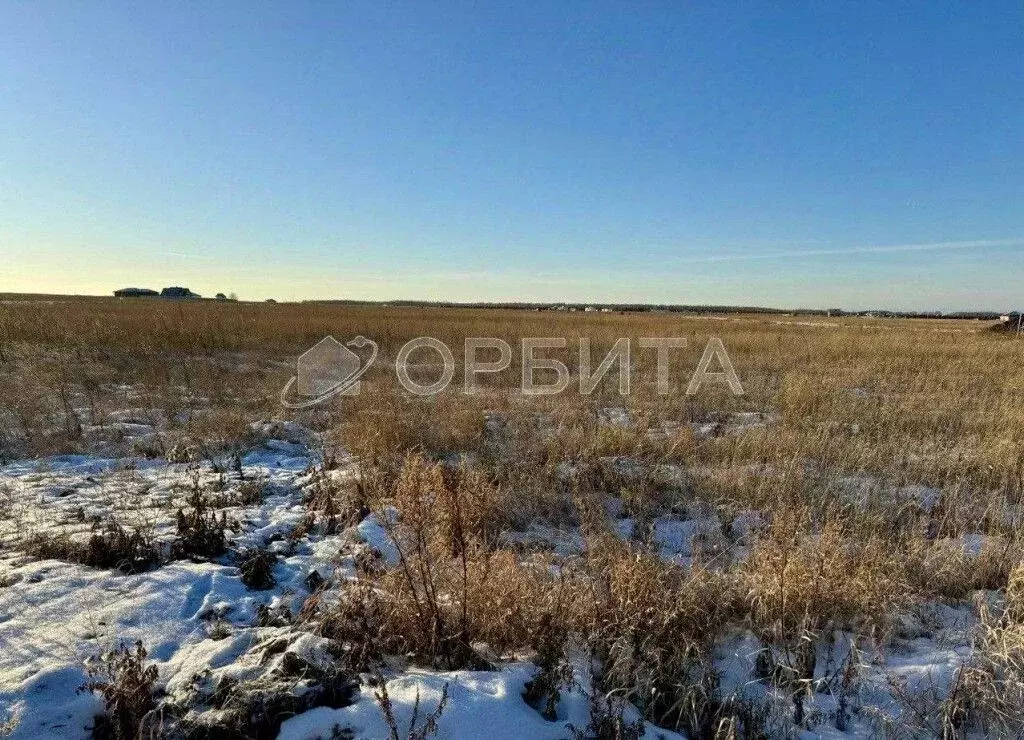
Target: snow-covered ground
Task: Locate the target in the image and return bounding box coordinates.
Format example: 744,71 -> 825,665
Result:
0,421 -> 994,739
0,430 -> 337,738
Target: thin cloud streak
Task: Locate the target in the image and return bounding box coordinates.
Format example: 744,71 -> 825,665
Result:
676,238 -> 1024,264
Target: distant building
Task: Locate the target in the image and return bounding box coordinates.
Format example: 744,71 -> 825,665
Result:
160,286 -> 201,299
113,287 -> 159,298
992,312 -> 1022,335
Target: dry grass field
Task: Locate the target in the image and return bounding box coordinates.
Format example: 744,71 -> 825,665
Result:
1,296 -> 1023,739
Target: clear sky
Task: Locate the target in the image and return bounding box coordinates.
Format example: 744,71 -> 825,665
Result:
1,2 -> 1021,310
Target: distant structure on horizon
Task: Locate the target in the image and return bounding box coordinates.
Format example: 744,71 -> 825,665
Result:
113,286 -> 203,299
994,311 -> 1022,335
161,286 -> 201,299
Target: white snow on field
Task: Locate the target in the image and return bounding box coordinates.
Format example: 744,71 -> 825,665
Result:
0,424 -> 1000,739
0,429 -> 351,738
712,603 -> 978,738
279,663 -> 685,740
0,560 -> 258,738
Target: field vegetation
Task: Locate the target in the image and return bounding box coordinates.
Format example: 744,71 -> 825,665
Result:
0,296 -> 1022,738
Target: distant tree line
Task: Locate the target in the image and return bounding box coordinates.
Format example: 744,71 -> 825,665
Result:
302,298 -> 1006,320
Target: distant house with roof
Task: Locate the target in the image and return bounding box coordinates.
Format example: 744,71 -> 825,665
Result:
113,287 -> 159,298
992,312 -> 1022,335
160,286 -> 201,299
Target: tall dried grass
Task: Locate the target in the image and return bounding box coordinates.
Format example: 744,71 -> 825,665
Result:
4,296 -> 1024,735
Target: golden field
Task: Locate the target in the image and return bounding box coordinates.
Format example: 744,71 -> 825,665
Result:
2,295 -> 1024,738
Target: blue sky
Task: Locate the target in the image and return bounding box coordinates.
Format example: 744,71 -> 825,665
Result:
1,2 -> 1021,310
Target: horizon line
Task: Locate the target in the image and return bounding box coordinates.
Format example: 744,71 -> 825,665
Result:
0,290 -> 1015,318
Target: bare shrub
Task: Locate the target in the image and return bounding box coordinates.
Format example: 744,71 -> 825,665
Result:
906,535 -> 1023,600
741,510 -> 912,727
950,566 -> 1024,737
238,548 -> 277,590
171,489 -> 228,561
375,453 -> 488,669
339,385 -> 487,485
25,520 -> 160,574
567,678 -> 646,740
321,454 -> 558,670
374,679 -> 449,740
129,435 -> 165,459
234,478 -> 267,507
165,442 -> 200,464
318,579 -> 397,673
522,612 -> 573,721
80,641 -> 158,740
0,483 -> 13,520
183,406 -> 255,454
305,468 -> 369,533
580,538 -> 736,735
742,509 -> 909,637
435,461 -> 511,553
